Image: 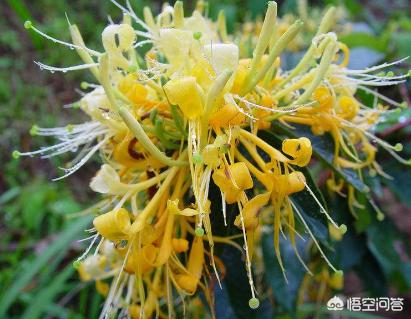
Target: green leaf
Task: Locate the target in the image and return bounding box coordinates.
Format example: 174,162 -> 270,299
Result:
392,32 -> 411,58
0,215 -> 92,316
21,265 -> 74,319
270,123 -> 368,193
20,182 -> 56,230
366,220 -> 411,292
381,160 -> 411,208
339,33 -> 388,52
375,108 -> 411,133
262,233 -> 309,316
354,250 -> 387,296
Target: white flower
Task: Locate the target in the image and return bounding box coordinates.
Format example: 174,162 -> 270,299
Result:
90,164 -> 130,195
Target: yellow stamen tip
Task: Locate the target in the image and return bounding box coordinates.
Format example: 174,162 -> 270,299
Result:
12,150 -> 21,159
394,143 -> 403,152
195,227 -> 204,237
24,20 -> 32,29
192,153 -> 203,164
335,270 -> 343,276
248,297 -> 260,309
377,213 -> 385,221
30,125 -> 39,136
193,31 -> 202,40
73,260 -> 81,269
339,224 -> 347,234
80,81 -> 89,90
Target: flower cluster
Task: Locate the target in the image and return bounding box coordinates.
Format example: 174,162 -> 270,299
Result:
18,0 -> 409,318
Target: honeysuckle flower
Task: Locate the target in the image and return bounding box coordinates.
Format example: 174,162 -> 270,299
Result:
19,0 -> 410,318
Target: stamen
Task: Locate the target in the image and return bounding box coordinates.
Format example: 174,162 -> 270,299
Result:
291,201 -> 340,273
34,61 -> 99,73
24,21 -> 100,56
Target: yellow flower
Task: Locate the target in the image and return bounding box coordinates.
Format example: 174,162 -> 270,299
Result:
164,76 -> 204,119
212,162 -> 253,204
93,208 -> 131,241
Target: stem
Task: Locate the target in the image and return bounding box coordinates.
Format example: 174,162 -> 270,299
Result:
119,107 -> 187,167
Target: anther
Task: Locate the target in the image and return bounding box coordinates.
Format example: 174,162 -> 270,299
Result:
394,143 -> 403,152
193,31 -> 202,40
24,20 -> 33,30
127,65 -> 138,73
12,150 -> 21,159
248,297 -> 260,309
30,125 -> 39,136
66,124 -> 74,133
339,224 -> 347,234
73,260 -> 81,269
195,227 -> 205,237
192,153 -> 203,164
80,81 -> 89,90
377,212 -> 385,221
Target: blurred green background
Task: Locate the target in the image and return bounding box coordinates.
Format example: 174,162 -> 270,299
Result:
1,0 -> 411,318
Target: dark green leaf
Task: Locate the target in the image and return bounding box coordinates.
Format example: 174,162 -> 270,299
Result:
367,220 -> 411,292
340,33 -> 387,52
262,232 -> 309,316
0,215 -> 92,316
21,265 -> 74,319
381,160 -> 411,208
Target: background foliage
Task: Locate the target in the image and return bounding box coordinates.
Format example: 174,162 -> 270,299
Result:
1,0 -> 410,318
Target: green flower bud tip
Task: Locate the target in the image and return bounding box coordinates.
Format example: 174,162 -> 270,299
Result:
248,297 -> 260,309
394,143 -> 403,152
386,71 -> 394,77
193,31 -> 202,40
24,20 -> 32,29
339,224 -> 347,234
73,260 -> 81,269
12,150 -> 21,159
30,124 -> 39,136
192,153 -> 203,164
195,227 -> 204,237
80,82 -> 88,90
